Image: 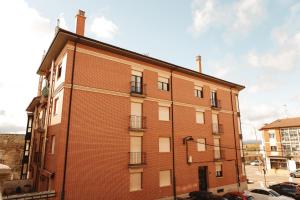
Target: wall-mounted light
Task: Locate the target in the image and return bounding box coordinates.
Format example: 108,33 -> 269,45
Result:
183,136 -> 194,144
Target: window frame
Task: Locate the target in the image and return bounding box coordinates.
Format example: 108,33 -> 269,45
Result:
50,135 -> 55,154
197,138 -> 206,152
194,87 -> 203,98
159,106 -> 170,121
158,77 -> 169,91
270,146 -> 277,152
159,170 -> 171,187
53,97 -> 59,116
56,64 -> 62,80
159,137 -> 171,153
216,164 -> 223,177
129,172 -> 142,192
196,111 -> 205,124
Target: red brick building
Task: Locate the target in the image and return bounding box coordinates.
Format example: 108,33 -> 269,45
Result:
24,10 -> 246,200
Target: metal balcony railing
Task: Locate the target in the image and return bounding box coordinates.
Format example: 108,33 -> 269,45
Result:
33,152 -> 41,165
129,115 -> 146,130
130,81 -> 146,96
212,123 -> 224,135
41,86 -> 49,97
214,150 -> 225,161
211,99 -> 221,109
36,119 -> 45,132
128,152 -> 146,166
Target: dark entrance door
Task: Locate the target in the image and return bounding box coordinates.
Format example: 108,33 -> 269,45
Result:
198,166 -> 208,191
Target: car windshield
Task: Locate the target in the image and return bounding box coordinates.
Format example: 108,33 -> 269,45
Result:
269,190 -> 280,197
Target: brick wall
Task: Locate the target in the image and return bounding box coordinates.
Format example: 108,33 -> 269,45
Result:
32,42 -> 245,200
0,133 -> 25,179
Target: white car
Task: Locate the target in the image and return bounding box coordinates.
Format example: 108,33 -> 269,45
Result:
250,160 -> 260,166
245,189 -> 294,200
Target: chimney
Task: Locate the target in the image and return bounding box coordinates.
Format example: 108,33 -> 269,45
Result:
75,10 -> 86,36
195,55 -> 202,73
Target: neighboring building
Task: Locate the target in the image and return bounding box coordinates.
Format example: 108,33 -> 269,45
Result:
243,143 -> 262,163
23,10 -> 246,200
0,133 -> 25,179
260,117 -> 300,171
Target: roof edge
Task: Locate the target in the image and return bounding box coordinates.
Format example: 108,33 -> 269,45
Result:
38,28 -> 245,91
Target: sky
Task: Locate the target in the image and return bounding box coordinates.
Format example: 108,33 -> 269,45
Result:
0,0 -> 299,141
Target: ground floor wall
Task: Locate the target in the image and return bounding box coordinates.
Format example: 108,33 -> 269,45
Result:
266,156 -> 300,172
34,88 -> 247,200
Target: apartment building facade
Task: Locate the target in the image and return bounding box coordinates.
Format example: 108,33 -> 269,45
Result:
260,117 -> 300,171
23,10 -> 246,200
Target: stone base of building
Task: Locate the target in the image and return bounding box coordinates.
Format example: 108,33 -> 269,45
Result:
158,182 -> 248,200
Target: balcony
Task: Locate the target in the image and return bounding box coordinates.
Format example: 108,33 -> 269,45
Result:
128,152 -> 146,167
211,99 -> 221,110
130,81 -> 146,97
35,119 -> 45,133
212,123 -> 224,135
129,115 -> 146,131
33,152 -> 41,165
42,86 -> 49,97
214,150 -> 225,161
41,86 -> 48,104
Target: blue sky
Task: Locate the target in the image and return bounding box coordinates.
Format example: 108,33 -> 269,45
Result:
0,0 -> 299,141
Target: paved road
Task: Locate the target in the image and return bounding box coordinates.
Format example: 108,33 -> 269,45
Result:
246,165 -> 300,189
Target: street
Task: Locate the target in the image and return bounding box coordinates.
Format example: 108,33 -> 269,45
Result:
246,165 -> 300,189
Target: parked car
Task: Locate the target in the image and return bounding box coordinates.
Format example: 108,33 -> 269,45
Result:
290,170 -> 300,178
246,188 -> 294,200
269,183 -> 300,200
223,192 -> 254,200
250,160 -> 260,166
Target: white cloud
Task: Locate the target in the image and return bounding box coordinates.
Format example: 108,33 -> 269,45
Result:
191,0 -> 218,34
231,0 -> 265,33
0,0 -> 53,133
0,110 -> 5,116
190,0 -> 265,37
247,3 -> 300,71
90,16 -> 118,40
248,75 -> 279,93
58,13 -> 68,30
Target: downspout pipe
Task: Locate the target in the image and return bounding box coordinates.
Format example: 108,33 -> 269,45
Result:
61,38 -> 80,200
170,70 -> 177,200
230,88 -> 241,189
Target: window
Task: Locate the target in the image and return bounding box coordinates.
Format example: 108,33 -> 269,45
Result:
130,136 -> 142,164
216,164 -> 223,177
53,98 -> 59,115
212,114 -> 219,133
159,106 -> 170,121
131,71 -> 143,94
159,170 -> 171,187
131,102 -> 142,129
271,146 -> 277,152
269,133 -> 275,139
158,77 -> 169,91
196,111 -> 204,124
130,172 -> 142,191
197,138 -> 206,151
51,136 -> 55,154
194,86 -> 203,98
57,64 -> 62,80
235,95 -> 240,112
211,91 -> 217,106
159,138 -> 171,152
214,138 -> 221,159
